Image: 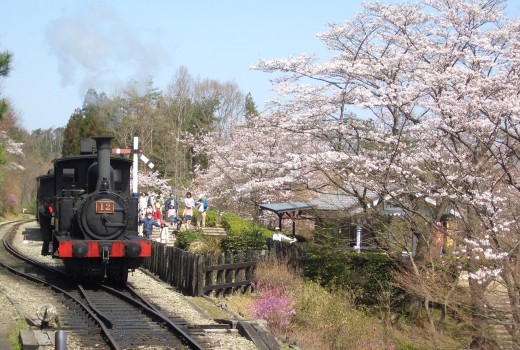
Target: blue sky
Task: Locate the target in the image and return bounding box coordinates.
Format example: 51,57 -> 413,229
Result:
2,1 -> 520,132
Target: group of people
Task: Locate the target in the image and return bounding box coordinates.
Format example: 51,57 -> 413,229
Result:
138,191 -> 209,241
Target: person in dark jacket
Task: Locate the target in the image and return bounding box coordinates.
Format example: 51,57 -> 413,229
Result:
142,213 -> 161,240
164,193 -> 178,215
39,200 -> 53,255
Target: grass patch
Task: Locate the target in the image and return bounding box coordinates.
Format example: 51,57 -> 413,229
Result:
0,293 -> 30,350
9,317 -> 29,350
185,296 -> 238,320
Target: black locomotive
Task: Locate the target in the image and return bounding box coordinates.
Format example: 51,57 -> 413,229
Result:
36,136 -> 151,282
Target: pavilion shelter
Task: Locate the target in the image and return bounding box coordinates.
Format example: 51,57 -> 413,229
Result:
258,202 -> 312,237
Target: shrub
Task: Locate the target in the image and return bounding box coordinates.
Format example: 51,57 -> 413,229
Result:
306,246 -> 398,307
218,212 -> 269,252
249,262 -> 298,335
205,210 -> 217,227
221,212 -> 256,235
175,230 -> 205,250
186,236 -> 222,255
220,231 -> 266,252
256,227 -> 273,238
250,291 -> 296,335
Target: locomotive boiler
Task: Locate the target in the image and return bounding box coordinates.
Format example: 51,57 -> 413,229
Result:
36,136 -> 151,282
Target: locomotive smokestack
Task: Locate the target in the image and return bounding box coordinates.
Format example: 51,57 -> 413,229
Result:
93,136 -> 113,192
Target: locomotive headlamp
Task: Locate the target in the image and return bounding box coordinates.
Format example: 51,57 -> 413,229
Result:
125,243 -> 142,258
72,243 -> 88,258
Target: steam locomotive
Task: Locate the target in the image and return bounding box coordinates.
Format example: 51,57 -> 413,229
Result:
36,136 -> 151,282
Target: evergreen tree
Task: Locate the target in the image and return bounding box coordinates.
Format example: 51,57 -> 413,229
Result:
61,89 -> 110,156
245,92 -> 258,120
78,107 -> 110,139
61,110 -> 83,156
0,50 -> 12,121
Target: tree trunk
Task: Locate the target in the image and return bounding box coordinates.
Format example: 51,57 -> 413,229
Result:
468,278 -> 500,350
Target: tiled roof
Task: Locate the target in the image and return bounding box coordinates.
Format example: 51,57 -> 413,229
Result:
259,202 -> 312,213
309,191 -> 379,212
260,190 -> 380,214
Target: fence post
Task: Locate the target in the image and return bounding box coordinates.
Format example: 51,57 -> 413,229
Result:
245,251 -> 254,293
235,251 -> 244,293
182,251 -> 189,294
190,253 -> 199,296
195,254 -> 204,296
224,251 -> 233,296
216,253 -> 225,298
205,254 -> 214,297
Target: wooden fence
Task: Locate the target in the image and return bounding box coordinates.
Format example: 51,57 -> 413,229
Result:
142,240 -> 306,297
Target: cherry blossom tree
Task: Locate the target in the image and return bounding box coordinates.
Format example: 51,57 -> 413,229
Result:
136,170 -> 172,195
195,0 -> 519,348
192,116 -> 330,217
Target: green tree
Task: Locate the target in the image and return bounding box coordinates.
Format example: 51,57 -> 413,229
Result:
62,89 -> 111,156
0,50 -> 12,121
61,110 -> 83,156
78,107 -> 110,139
245,92 -> 258,120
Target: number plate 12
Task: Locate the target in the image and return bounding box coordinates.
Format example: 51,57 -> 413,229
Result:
96,200 -> 115,214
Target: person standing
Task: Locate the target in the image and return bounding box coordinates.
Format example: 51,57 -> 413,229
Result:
39,200 -> 53,256
154,198 -> 162,220
142,213 -> 160,240
183,192 -> 196,230
165,193 -> 177,213
159,220 -> 169,244
139,192 -> 148,213
138,192 -> 148,235
167,204 -> 177,228
197,194 -> 208,229
145,204 -> 154,216
147,192 -> 156,208
157,192 -> 165,217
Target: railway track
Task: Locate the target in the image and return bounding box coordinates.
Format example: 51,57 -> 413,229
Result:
0,220 -> 208,349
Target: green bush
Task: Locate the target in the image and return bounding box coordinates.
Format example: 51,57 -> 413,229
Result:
306,246 -> 398,307
175,230 -> 205,250
205,210 -> 217,227
257,227 -> 273,238
218,213 -> 269,251
220,231 -> 266,252
221,212 -> 256,235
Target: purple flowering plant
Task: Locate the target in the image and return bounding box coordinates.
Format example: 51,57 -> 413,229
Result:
8,194 -> 17,207
249,280 -> 296,334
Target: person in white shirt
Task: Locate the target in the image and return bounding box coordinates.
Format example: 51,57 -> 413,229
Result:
272,227 -> 297,243
183,192 -> 196,230
159,221 -> 169,244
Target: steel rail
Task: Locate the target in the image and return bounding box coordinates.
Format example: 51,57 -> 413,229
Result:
0,221 -> 122,350
100,283 -> 204,350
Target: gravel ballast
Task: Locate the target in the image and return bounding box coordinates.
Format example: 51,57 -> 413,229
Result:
1,221 -> 258,350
